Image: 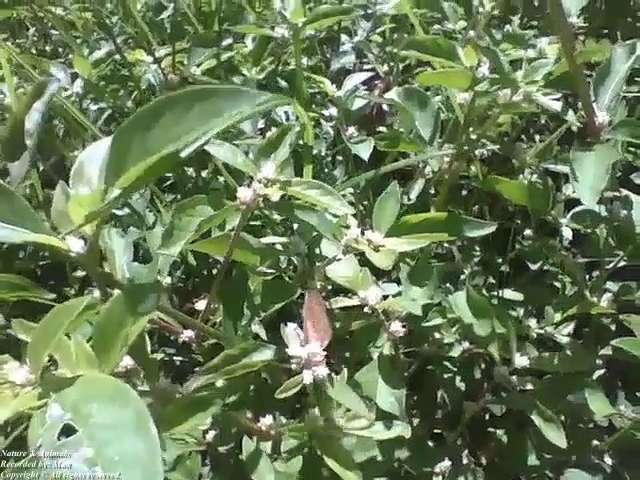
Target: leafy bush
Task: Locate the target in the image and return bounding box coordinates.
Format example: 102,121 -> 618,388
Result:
1,1 -> 640,479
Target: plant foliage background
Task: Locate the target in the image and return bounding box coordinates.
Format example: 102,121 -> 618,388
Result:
1,0 -> 640,479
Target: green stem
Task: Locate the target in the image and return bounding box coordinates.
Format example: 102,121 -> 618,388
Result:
199,206 -> 254,322
549,0 -> 600,139
338,149 -> 456,191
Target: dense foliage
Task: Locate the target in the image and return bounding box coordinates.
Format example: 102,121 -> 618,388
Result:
1,1 -> 640,479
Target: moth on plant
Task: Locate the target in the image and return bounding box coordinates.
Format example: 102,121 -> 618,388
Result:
282,288 -> 333,384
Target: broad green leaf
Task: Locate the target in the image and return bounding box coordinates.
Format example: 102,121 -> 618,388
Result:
0,389 -> 40,425
416,68 -> 473,90
449,287 -> 494,337
326,255 -> 374,292
593,41 -> 640,116
44,373 -> 163,480
277,0 -> 305,23
314,432 -> 362,480
570,143 -> 619,209
256,124 -> 297,173
105,86 -> 289,191
373,181 -> 400,234
188,342 -> 276,391
67,136 -> 112,228
91,284 -> 160,373
355,355 -> 405,417
400,35 -> 461,67
157,195 -> 214,273
189,232 -> 277,266
0,181 -> 66,249
275,374 -> 304,399
561,0 -> 590,18
561,468 -> 600,480
284,178 -> 354,216
346,136 -> 374,162
302,5 -> 355,32
386,86 -> 440,145
610,337 -> 640,360
530,342 -> 596,372
0,274 -> 55,303
606,118 -> 640,143
344,420 -> 411,440
529,401 -> 567,449
585,383 -> 616,419
242,435 -> 275,480
389,212 -> 497,238
205,140 -> 256,176
482,175 -> 552,215
363,246 -> 398,271
27,296 -> 93,375
72,54 -> 92,79
382,234 -> 450,252
328,378 -> 370,417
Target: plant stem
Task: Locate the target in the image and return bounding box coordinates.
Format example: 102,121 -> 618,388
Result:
549,0 -> 600,139
338,149 -> 456,191
198,206 -> 253,322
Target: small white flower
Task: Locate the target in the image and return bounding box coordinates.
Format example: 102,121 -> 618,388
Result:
274,24 -> 289,38
594,105 -> 610,130
342,217 -> 362,243
302,368 -> 315,385
363,229 -> 385,246
496,89 -> 511,104
561,225 -> 573,247
115,355 -> 136,373
65,235 -> 86,255
178,329 -> 196,344
204,429 -> 217,443
194,297 -> 208,312
4,361 -> 34,385
257,414 -> 274,431
45,402 -> 67,423
358,285 -> 384,306
456,91 -> 472,105
600,292 -> 615,309
387,320 -> 407,338
281,323 -> 330,384
236,185 -> 258,207
513,352 -> 530,369
345,125 -> 358,139
476,59 -> 491,79
257,160 -> 277,181
433,457 -> 452,475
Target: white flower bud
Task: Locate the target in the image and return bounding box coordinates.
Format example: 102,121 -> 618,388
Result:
257,414 -> 274,431
115,355 -> 136,373
363,229 -> 385,246
193,297 -> 208,312
65,235 -> 87,255
387,320 -> 407,338
358,285 -> 384,306
178,329 -> 196,344
257,160 -> 277,181
204,429 -> 217,443
236,185 -> 258,207
513,352 -> 530,369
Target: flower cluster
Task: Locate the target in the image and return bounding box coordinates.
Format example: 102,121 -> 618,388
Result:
281,323 -> 330,384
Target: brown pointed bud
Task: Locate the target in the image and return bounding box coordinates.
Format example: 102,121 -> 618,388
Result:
302,289 -> 332,349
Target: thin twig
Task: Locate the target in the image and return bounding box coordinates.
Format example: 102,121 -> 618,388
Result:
549,0 -> 600,139
198,206 -> 254,322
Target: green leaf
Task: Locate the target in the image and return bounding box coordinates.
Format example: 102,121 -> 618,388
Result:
44,373 -> 163,480
277,0 -> 305,23
570,143 -> 619,209
482,175 -> 552,215
593,40 -> 640,116
205,140 -> 256,176
105,86 -> 289,191
91,284 -> 160,373
355,355 -> 405,417
275,374 -> 304,399
561,0 -> 590,18
242,435 -> 276,480
302,5 -> 355,32
529,401 -> 568,449
373,181 -> 401,234
27,296 -> 93,376
344,420 -> 411,440
325,255 -> 374,292
389,212 -> 497,238
606,118 -> 640,143
284,178 -> 354,216
188,342 -> 276,391
386,86 -> 440,145
400,35 -> 461,67
345,136 -> 374,162
449,287 -> 494,337
610,337 -> 640,360
314,432 -> 362,480
0,388 -> 40,425
189,232 -> 277,266
416,68 -> 473,90
382,234 -> 449,252
530,342 -> 596,372
328,378 -> 370,417
0,274 -> 55,303
72,54 -> 92,79
585,383 -> 617,419
561,468 -> 599,480
0,181 -> 65,249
